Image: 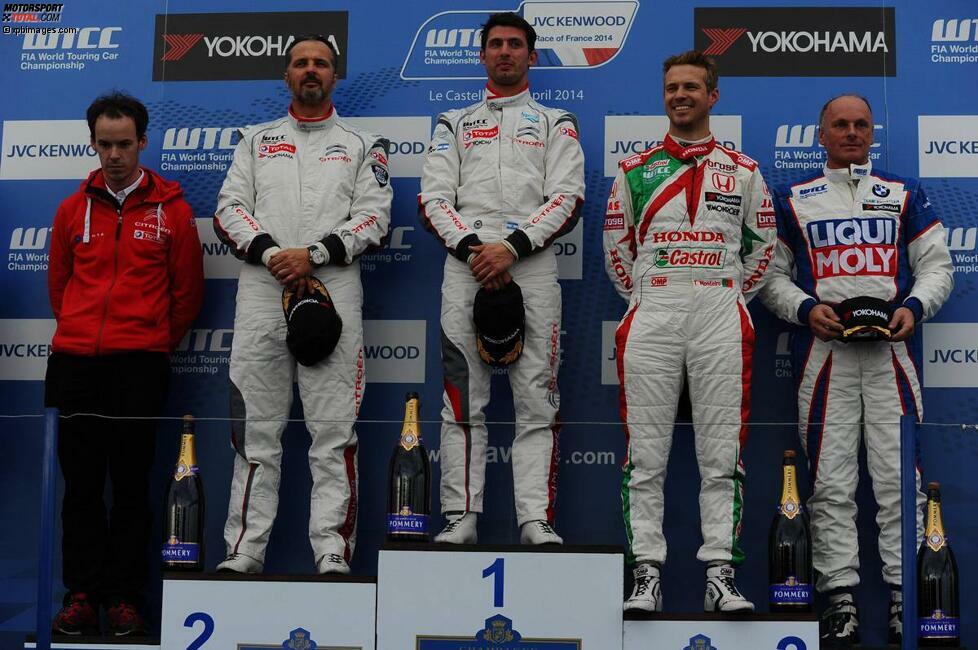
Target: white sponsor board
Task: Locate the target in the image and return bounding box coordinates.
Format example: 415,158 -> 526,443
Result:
604,115 -> 743,177
162,577 -> 375,649
556,220 -> 583,280
196,218 -> 242,279
602,320 -> 618,385
377,547 -> 623,649
918,115 -> 978,177
0,319 -> 55,380
923,322 -> 978,388
363,319 -> 426,383
0,120 -> 98,180
623,618 -> 818,650
344,116 -> 431,178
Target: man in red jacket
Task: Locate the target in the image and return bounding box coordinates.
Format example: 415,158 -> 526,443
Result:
44,92 -> 204,636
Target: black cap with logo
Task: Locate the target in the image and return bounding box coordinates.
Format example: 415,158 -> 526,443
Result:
282,277 -> 343,366
473,281 -> 525,367
835,296 -> 892,342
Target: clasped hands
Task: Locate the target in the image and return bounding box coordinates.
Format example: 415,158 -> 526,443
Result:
469,242 -> 515,291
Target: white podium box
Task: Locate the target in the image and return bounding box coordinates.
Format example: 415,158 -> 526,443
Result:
377,543 -> 624,650
161,573 -> 375,650
623,613 -> 818,650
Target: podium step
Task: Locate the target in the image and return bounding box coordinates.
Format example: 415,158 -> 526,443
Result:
24,635 -> 159,649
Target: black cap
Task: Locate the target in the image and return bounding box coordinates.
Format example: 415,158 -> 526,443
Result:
282,277 -> 342,366
835,296 -> 892,342
473,281 -> 525,367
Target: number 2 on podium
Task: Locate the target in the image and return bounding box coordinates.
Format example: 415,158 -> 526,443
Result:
482,557 -> 505,607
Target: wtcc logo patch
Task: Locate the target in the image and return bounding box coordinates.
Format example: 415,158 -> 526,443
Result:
401,0 -> 638,79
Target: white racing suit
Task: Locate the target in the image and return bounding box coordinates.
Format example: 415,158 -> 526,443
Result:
214,107 -> 392,565
759,162 -> 953,591
418,87 -> 585,525
604,135 -> 776,565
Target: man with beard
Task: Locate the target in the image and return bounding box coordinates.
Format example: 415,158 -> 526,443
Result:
760,94 -> 953,645
604,50 -> 775,612
214,35 -> 391,574
419,12 -> 585,545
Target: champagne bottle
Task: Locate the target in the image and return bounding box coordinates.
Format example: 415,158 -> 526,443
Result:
387,392 -> 431,541
768,450 -> 813,612
918,482 -> 960,647
162,415 -> 205,571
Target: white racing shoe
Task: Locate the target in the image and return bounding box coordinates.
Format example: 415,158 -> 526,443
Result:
317,553 -> 351,575
216,552 -> 263,574
520,520 -> 563,545
704,563 -> 754,612
624,562 -> 663,612
434,511 -> 478,544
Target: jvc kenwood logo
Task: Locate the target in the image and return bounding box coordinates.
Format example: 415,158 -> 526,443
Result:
362,320 -> 426,383
604,115 -> 742,177
0,319 -> 56,380
1,120 -> 98,180
152,12 -> 348,81
918,115 -> 978,177
924,323 -> 978,387
10,226 -> 49,250
694,7 -> 896,76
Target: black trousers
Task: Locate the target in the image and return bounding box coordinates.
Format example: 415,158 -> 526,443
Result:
45,351 -> 170,604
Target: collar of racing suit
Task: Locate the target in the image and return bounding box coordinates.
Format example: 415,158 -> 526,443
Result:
484,84 -> 530,110
823,160 -> 873,184
288,103 -> 336,132
663,133 -> 717,161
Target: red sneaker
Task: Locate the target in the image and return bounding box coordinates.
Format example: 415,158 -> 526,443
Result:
105,601 -> 147,636
52,592 -> 98,636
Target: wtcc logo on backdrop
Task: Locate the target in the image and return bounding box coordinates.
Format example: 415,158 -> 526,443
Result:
694,7 -> 895,77
947,227 -> 978,275
774,122 -> 883,171
7,226 -> 50,273
0,319 -> 55,380
160,126 -> 239,174
930,18 -> 978,64
603,115 -> 741,177
363,320 -> 426,383
152,12 -> 348,81
401,0 -> 638,79
15,26 -> 121,72
918,115 -> 978,177
924,323 -> 978,388
0,120 -> 97,180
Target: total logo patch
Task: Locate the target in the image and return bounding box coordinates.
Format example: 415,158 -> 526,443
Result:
258,142 -> 296,159
653,247 -> 726,268
463,126 -> 498,148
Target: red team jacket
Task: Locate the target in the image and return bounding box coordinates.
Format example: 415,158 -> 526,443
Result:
48,167 -> 204,355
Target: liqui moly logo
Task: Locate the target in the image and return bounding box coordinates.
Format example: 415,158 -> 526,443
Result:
807,217 -> 896,278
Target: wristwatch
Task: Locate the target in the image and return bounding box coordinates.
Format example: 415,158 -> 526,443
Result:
307,244 -> 327,267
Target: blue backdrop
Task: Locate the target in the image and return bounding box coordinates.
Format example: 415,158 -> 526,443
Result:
1,1 -> 976,647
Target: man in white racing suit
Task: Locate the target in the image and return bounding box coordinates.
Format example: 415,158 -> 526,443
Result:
759,94 -> 953,645
418,12 -> 585,545
214,35 -> 391,575
604,50 -> 775,613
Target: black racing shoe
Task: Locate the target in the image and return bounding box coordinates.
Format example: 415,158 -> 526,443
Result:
820,593 -> 859,646
887,592 -> 902,646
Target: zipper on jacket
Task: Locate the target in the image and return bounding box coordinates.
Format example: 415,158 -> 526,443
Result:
94,205 -> 124,355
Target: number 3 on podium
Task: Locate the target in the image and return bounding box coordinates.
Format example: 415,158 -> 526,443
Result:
482,557 -> 505,607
